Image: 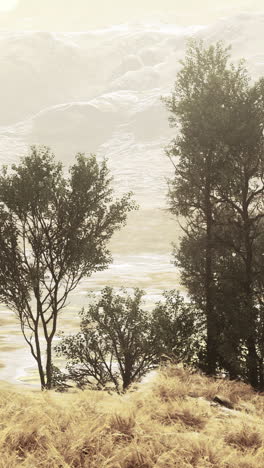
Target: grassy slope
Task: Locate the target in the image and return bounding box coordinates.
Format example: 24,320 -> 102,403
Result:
1,366 -> 264,468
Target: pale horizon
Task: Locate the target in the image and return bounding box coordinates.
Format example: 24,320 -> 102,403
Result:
0,0 -> 264,31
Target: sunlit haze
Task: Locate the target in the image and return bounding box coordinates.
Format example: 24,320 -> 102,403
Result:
0,0 -> 264,30
0,0 -> 17,12
0,0 -> 264,386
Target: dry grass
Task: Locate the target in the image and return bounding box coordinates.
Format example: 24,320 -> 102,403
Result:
1,366 -> 264,467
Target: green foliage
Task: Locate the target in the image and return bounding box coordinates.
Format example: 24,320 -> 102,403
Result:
50,365 -> 71,392
164,39 -> 264,387
152,290 -> 201,364
0,146 -> 135,389
164,39 -> 248,219
163,40 -> 249,375
56,287 -> 158,392
55,288 -> 197,392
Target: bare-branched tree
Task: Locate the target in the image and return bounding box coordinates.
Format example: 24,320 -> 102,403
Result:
0,146 -> 135,389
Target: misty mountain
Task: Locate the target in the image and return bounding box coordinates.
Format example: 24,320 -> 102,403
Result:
0,14 -> 264,208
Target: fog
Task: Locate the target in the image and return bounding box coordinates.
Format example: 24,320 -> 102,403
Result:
1,0 -> 264,29
0,2 -> 263,384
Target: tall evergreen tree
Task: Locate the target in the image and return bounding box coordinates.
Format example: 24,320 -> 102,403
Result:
212,78 -> 264,387
164,40 -> 248,375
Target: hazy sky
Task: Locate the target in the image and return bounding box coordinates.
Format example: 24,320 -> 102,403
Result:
0,0 -> 263,30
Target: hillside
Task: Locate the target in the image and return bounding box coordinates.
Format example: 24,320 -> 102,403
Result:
1,366 -> 264,467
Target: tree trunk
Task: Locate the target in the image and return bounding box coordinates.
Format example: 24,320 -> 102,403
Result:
243,198 -> 258,388
222,350 -> 239,380
122,375 -> 131,391
36,351 -> 46,390
34,325 -> 46,390
122,354 -> 133,391
259,358 -> 264,391
247,336 -> 258,388
245,265 -> 258,388
205,154 -> 217,375
46,339 -> 53,390
33,283 -> 49,390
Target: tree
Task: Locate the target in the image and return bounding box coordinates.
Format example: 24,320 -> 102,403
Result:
152,290 -> 200,364
55,287 -> 197,392
163,40 -> 249,375
0,146 -> 135,389
212,78 -> 264,387
55,287 -> 159,392
164,40 -> 264,388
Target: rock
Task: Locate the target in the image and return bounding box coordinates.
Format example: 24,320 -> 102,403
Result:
213,395 -> 234,409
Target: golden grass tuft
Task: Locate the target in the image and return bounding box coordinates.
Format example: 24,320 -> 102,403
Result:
109,414 -> 136,441
225,423 -> 263,451
1,366 -> 264,467
152,399 -> 209,430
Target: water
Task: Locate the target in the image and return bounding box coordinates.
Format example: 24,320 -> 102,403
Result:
0,251 -> 182,386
